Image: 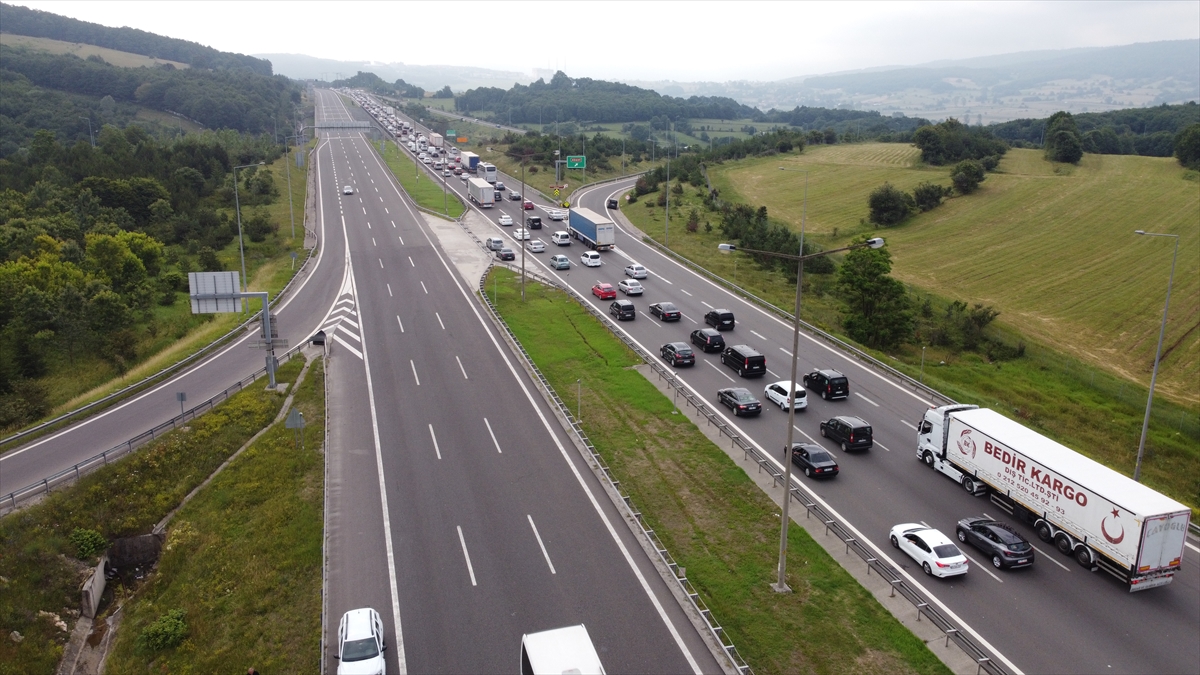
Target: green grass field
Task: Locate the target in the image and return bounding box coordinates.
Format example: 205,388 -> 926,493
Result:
489,268 -> 948,675
378,141 -> 465,217
0,33 -> 190,69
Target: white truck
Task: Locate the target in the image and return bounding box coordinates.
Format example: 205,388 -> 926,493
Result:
918,405 -> 1191,590
467,177 -> 494,208
428,133 -> 443,148
567,208 -> 616,251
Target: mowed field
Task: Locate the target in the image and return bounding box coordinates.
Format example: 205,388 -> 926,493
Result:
0,33 -> 190,69
716,144 -> 1199,403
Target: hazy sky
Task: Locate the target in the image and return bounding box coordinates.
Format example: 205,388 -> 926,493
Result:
12,1 -> 1200,82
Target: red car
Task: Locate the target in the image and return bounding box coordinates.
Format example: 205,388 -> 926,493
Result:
523,200 -> 535,210
591,282 -> 616,300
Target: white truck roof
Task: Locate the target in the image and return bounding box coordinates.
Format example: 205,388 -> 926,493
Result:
952,408 -> 1189,516
521,625 -> 604,675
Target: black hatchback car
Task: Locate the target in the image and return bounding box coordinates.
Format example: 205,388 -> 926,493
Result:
660,342 -> 695,367
788,443 -> 839,478
690,328 -> 726,353
803,369 -> 849,400
956,517 -> 1035,569
819,415 -> 872,451
704,309 -> 735,330
717,387 -> 762,417
609,299 -> 636,321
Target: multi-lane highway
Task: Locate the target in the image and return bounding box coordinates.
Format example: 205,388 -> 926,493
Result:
317,91 -> 719,674
369,94 -> 1199,675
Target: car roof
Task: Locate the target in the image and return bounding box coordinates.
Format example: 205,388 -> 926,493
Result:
833,415 -> 869,427
697,328 -> 721,336
770,380 -> 801,389
596,282 -> 612,287
614,299 -> 633,306
669,342 -> 689,349
342,608 -> 378,640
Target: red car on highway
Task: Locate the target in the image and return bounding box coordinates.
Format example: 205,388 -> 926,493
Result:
592,282 -> 616,300
523,200 -> 535,210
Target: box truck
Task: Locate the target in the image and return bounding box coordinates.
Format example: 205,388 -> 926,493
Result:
918,405 -> 1190,590
428,133 -> 443,148
567,208 -> 615,251
467,177 -> 494,208
460,151 -> 480,173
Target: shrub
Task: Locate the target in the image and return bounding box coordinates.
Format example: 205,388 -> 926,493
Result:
867,183 -> 914,226
950,160 -> 986,194
1174,123 -> 1200,170
912,182 -> 949,212
137,609 -> 188,653
69,528 -> 107,559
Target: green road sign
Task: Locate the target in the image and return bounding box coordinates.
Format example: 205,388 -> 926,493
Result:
566,155 -> 586,169
447,130 -> 456,136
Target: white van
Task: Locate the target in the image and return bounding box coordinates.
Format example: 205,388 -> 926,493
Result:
520,625 -> 604,675
551,231 -> 571,246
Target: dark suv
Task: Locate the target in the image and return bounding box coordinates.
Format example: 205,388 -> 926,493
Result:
660,342 -> 695,367
803,369 -> 849,400
525,216 -> 542,229
720,345 -> 766,378
819,415 -> 872,451
607,198 -> 620,209
690,328 -> 726,353
704,309 -> 736,331
609,299 -> 636,321
955,517 -> 1035,569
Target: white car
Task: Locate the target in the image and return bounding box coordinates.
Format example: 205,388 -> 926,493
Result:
513,228 -> 531,240
422,156 -> 432,165
618,279 -> 644,295
342,186 -> 354,195
498,214 -> 513,226
581,251 -> 601,267
764,380 -> 807,411
547,209 -> 566,221
624,264 -> 648,279
442,169 -> 452,177
526,239 -> 546,253
337,607 -> 386,674
890,524 -> 968,578
458,173 -> 469,182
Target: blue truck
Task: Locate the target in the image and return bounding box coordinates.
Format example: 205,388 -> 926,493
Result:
568,208 -> 615,251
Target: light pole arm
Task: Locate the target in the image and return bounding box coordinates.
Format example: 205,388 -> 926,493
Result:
718,238 -> 884,261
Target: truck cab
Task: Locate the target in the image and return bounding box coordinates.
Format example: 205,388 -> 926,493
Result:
917,404 -> 987,495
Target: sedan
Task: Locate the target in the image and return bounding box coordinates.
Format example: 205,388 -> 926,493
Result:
496,248 -> 515,261
624,264 -> 648,279
509,191 -> 522,200
717,388 -> 762,417
690,328 -> 726,353
788,443 -> 839,478
342,185 -> 354,195
764,381 -> 807,411
591,282 -> 616,300
618,279 -> 644,296
526,239 -> 546,253
659,342 -> 695,367
513,228 -> 531,241
498,214 -> 513,226
548,209 -> 566,221
442,169 -> 452,177
956,517 -> 1035,569
890,524 -> 968,578
458,173 -> 469,182
649,302 -> 681,321
523,200 -> 535,210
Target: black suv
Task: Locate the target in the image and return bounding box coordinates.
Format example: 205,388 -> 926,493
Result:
660,342 -> 695,367
720,345 -> 766,378
526,216 -> 542,229
803,369 -> 849,400
690,328 -> 726,353
955,517 -> 1035,569
607,198 -> 620,209
609,299 -> 636,321
704,309 -> 735,331
819,415 -> 872,451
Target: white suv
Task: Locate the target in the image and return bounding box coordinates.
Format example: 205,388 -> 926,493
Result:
337,607 -> 386,674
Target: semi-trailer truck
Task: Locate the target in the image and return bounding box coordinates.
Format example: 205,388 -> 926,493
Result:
467,177 -> 494,208
460,151 -> 480,173
428,133 -> 443,148
567,208 -> 615,251
918,405 -> 1190,590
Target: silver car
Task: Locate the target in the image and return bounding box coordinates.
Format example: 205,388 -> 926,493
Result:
618,279 -> 644,296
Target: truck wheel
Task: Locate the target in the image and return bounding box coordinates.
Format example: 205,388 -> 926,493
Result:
1074,546 -> 1094,568
923,451 -> 935,468
1035,521 -> 1053,543
961,476 -> 977,493
890,535 -> 899,549
1055,532 -> 1074,555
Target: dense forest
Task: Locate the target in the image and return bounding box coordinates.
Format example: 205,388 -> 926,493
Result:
987,102 -> 1200,157
330,71 -> 424,99
0,45 -> 301,155
0,2 -> 272,74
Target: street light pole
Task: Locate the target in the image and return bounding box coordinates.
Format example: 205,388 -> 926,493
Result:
232,161 -> 265,294
79,116 -> 95,147
1132,230 -> 1180,482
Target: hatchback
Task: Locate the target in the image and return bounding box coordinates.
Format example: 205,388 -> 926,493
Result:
610,299 -> 636,321
485,236 -> 504,251
660,342 -> 695,367
592,282 -> 616,300
956,517 -> 1035,569
495,181 -> 506,191
704,309 -> 735,330
717,387 -> 762,417
890,524 -> 968,578
618,279 -> 644,295
549,254 -> 571,270
524,200 -> 535,210
819,415 -> 872,451
336,607 -> 386,675
690,328 -> 726,353
788,443 -> 839,478
607,198 -> 620,209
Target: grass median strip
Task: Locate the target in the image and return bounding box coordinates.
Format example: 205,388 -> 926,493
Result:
487,268 -> 948,675
378,141 -> 465,218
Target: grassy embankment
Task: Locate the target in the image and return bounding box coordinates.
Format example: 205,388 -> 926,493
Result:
0,33 -> 189,69
623,143 -> 1199,511
488,267 -> 949,675
377,141 -> 465,218
0,356 -> 320,674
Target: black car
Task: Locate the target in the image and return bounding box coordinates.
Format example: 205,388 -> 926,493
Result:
690,328 -> 726,353
609,299 -> 636,321
649,302 -> 681,321
803,369 -> 849,400
717,388 -> 762,417
495,181 -> 506,191
526,216 -> 543,229
509,191 -> 522,200
497,248 -> 515,261
660,342 -> 695,367
704,309 -> 735,330
788,443 -> 839,478
607,198 -> 620,209
956,517 -> 1035,569
819,415 -> 872,451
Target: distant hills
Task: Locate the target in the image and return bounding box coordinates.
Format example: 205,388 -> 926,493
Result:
258,53 -> 527,92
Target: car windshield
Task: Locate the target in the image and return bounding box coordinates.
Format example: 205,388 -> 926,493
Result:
809,450 -> 831,463
342,636 -> 380,662
933,544 -> 962,559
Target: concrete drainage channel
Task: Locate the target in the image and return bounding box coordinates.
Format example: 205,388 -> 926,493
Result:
476,261 -> 1010,675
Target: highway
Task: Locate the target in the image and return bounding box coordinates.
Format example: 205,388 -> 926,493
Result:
367,93 -> 1200,675
317,91 -> 719,674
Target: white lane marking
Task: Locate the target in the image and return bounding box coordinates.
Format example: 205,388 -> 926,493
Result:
428,424 -> 442,459
767,369 -> 780,378
436,312 -> 445,329
680,289 -> 693,296
1186,541 -> 1200,554
638,311 -> 654,321
391,220 -> 396,228
653,272 -> 673,285
456,355 -> 468,379
750,330 -> 767,340
457,526 -> 477,586
380,196 -> 384,202
484,418 -> 502,454
331,333 -> 362,359
363,207 -> 367,214
378,258 -> 383,268
701,301 -> 713,309
855,392 -> 880,407
780,347 -> 793,356
408,256 -> 415,267
961,552 -> 1003,583
528,515 -> 557,574
707,360 -> 736,382
900,419 -> 917,430
681,313 -> 698,324
387,284 -> 392,297
421,281 -> 428,294
385,208 -> 389,214
410,360 -> 420,385
372,237 -> 377,246
874,440 -> 891,452
398,236 -> 404,245
396,315 -> 404,333
368,222 -> 372,229
1029,543 -> 1072,571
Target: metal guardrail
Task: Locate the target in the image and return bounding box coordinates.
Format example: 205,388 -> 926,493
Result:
1,344 -> 306,515
482,264 -> 1009,675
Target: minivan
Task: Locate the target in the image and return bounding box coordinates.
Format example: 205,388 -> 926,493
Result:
609,300 -> 636,321
705,309 -> 736,331
721,345 -> 766,378
551,231 -> 570,245
526,216 -> 543,230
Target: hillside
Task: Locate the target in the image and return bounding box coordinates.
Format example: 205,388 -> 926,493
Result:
714,144 -> 1199,403
0,33 -> 189,69
260,52 -> 525,91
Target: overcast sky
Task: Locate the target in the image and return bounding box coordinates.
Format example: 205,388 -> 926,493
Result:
12,1 -> 1200,82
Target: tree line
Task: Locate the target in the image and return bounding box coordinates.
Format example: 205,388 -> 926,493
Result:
987,102 -> 1200,158
331,71 -> 425,99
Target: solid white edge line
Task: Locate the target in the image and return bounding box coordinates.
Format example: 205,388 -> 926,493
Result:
528,515 -> 557,574
429,424 -> 441,460
457,525 -> 477,586
484,417 -> 502,454
1185,542 -> 1200,554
